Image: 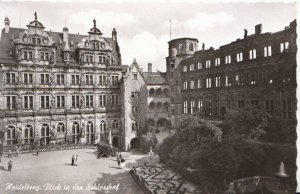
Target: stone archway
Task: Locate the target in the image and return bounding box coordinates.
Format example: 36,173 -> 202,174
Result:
112,136 -> 119,148
130,138 -> 140,149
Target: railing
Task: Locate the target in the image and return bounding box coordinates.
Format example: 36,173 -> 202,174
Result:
2,143 -> 96,155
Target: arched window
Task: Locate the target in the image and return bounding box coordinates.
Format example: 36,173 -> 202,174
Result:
156,102 -> 162,112
163,88 -> 169,97
72,122 -> 80,144
6,126 -> 15,145
100,121 -> 107,138
86,121 -> 94,144
163,102 -> 169,112
149,88 -> 155,97
24,125 -> 34,144
41,124 -> 50,145
112,120 -> 118,129
156,88 -> 162,97
149,102 -> 155,110
57,123 -> 65,133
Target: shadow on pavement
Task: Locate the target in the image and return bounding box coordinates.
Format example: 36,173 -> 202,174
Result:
0,166 -> 7,171
93,172 -> 144,194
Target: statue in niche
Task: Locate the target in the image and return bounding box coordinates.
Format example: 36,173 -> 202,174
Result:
80,123 -> 85,138
50,52 -> 55,63
16,71 -> 22,84
51,94 -> 55,107
16,127 -> 22,142
65,52 -> 70,61
80,94 -> 85,107
80,74 -> 85,84
80,55 -> 84,64
50,73 -> 55,84
50,125 -> 56,138
16,49 -> 22,61
106,56 -> 110,65
16,95 -> 22,109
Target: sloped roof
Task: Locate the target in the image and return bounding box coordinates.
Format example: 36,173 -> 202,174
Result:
0,27 -> 121,65
144,72 -> 168,85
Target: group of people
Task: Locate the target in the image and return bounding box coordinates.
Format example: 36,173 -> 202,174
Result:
116,152 -> 125,168
71,155 -> 79,166
7,147 -> 21,158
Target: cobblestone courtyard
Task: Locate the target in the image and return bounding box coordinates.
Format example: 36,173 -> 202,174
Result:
0,148 -> 146,194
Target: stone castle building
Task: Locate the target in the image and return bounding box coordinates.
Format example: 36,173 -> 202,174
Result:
0,13 -> 145,150
175,21 -> 297,120
0,13 -> 296,150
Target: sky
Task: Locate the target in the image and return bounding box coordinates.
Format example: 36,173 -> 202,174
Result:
0,0 -> 297,72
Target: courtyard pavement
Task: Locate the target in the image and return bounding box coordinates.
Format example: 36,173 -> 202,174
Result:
0,148 -> 147,194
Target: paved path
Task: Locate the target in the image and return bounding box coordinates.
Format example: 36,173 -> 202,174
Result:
0,148 -> 147,194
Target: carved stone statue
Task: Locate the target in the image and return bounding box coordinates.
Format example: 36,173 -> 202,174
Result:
80,55 -> 84,64
16,71 -> 22,84
16,95 -> 22,109
80,95 -> 85,107
16,49 -> 22,61
50,73 -> 55,84
80,124 -> 85,138
80,74 -> 85,84
50,52 -> 55,63
16,127 -> 22,142
51,94 -> 55,107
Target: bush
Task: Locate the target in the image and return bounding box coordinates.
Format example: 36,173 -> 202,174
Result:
139,135 -> 157,152
158,135 -> 175,162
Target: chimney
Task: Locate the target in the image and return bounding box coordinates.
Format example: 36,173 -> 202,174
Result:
255,24 -> 262,35
63,27 -> 69,43
4,16 -> 10,33
148,63 -> 152,72
112,28 -> 117,41
244,29 -> 248,38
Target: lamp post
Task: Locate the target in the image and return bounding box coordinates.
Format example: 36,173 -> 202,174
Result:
275,161 -> 289,192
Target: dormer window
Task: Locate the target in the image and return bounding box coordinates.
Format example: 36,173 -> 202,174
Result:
39,52 -> 50,61
23,51 -> 33,60
32,37 -> 41,45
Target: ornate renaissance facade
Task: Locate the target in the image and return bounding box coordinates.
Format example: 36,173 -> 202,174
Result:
0,13 -> 140,149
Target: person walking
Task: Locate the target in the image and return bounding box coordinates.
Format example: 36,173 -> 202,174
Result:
16,147 -> 20,157
75,155 -> 78,166
116,152 -> 120,168
8,150 -> 12,158
36,147 -> 39,156
71,155 -> 75,166
8,160 -> 12,172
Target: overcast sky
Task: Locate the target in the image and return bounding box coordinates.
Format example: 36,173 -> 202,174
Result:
0,1 -> 297,71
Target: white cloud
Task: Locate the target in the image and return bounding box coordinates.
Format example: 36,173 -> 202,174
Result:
184,12 -> 234,31
69,10 -> 139,32
119,32 -> 172,72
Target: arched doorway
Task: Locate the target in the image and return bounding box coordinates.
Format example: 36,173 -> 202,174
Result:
130,138 -> 140,149
112,136 -> 119,148
86,121 -> 94,144
72,122 -> 80,144
40,124 -> 50,145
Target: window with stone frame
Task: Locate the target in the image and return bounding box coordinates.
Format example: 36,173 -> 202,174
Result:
6,96 -> 16,109
71,95 -> 80,108
23,96 -> 33,109
40,96 -> 50,109
280,42 -> 289,53
6,73 -> 16,84
40,74 -> 50,85
85,95 -> 94,107
24,73 -> 33,85
56,96 -> 65,108
99,94 -> 107,107
56,74 -> 64,85
85,75 -> 94,85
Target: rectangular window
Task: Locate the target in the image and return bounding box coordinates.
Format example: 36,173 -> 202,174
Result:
198,79 -> 202,89
56,96 -> 65,108
85,95 -> 94,107
225,55 -> 231,64
56,74 -> 65,85
132,122 -> 138,131
24,73 -> 33,85
6,96 -> 16,109
236,74 -> 240,85
215,76 -> 221,87
40,74 -> 50,85
265,100 -> 274,115
183,101 -> 188,114
236,52 -> 243,62
190,80 -> 195,89
6,73 -> 16,84
71,75 -> 80,85
85,75 -> 94,85
225,75 -> 231,86
183,81 -> 188,90
238,100 -> 245,109
28,52 -> 33,60
45,53 -> 49,61
99,75 -> 107,85
190,64 -> 195,71
111,75 -> 119,85
198,100 -> 203,113
205,60 -> 211,68
197,62 -> 202,69
190,101 -> 195,114
133,74 -> 138,80
23,51 -> 28,60
99,95 -> 107,107
23,96 -> 33,109
249,49 -> 257,60
71,95 -> 80,108
206,78 -> 212,88
215,58 -> 220,66
40,96 -> 50,109
183,66 -> 187,72
280,42 -> 289,53
251,100 -> 259,108
111,95 -> 119,107
264,46 -> 272,57
250,73 -> 256,85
